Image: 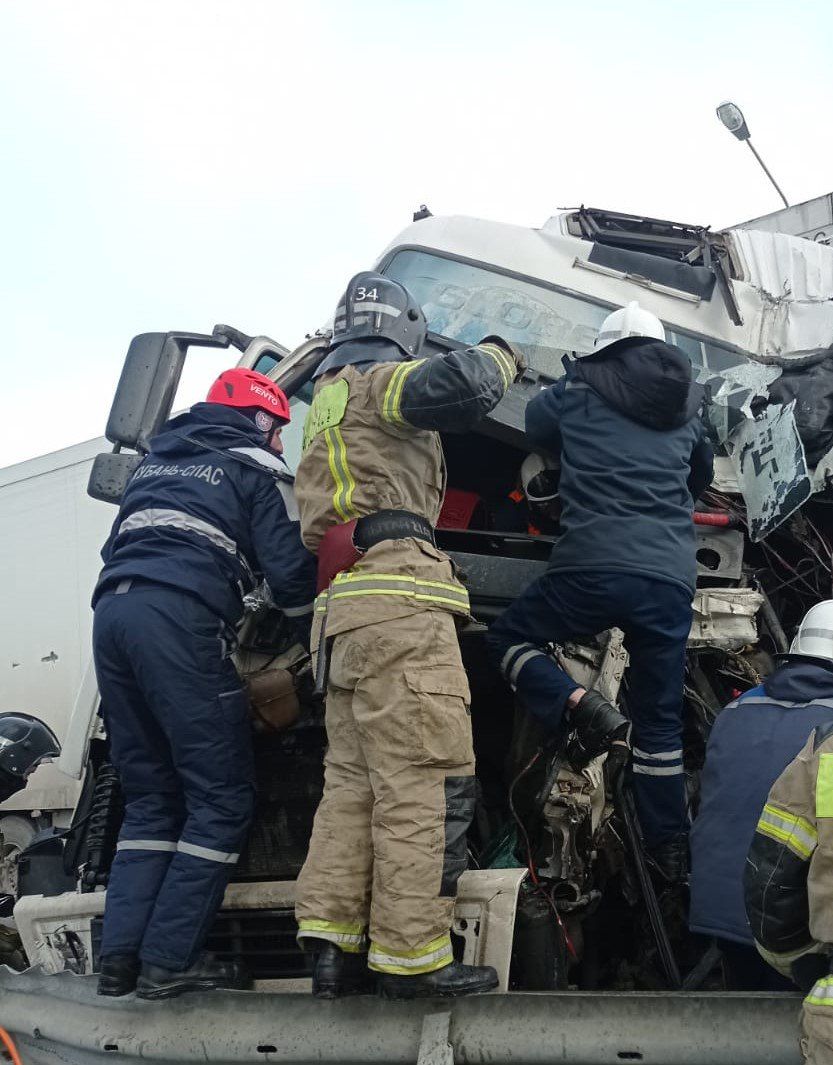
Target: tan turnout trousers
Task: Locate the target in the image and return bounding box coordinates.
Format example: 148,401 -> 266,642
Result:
293,344 -> 516,973
295,610 -> 476,974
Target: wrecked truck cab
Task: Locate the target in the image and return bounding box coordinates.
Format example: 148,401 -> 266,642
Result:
13,207 -> 833,998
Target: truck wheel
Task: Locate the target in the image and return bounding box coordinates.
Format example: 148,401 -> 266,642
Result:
0,815 -> 36,895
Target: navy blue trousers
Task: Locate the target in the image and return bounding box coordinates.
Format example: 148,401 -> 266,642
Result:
487,570 -> 692,847
93,582 -> 255,970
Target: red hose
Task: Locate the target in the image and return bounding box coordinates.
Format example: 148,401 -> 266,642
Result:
0,1026 -> 24,1065
693,511 -> 733,527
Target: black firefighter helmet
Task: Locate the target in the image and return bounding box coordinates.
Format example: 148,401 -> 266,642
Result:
333,272 -> 426,357
0,713 -> 61,803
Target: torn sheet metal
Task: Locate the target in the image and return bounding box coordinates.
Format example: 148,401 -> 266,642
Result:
689,589 -> 763,649
726,228 -> 833,358
727,401 -> 812,541
698,362 -> 782,447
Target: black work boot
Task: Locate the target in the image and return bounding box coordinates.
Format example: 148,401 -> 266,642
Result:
377,960 -> 499,1000
566,689 -> 630,767
97,953 -> 140,997
648,832 -> 689,884
136,952 -> 251,1000
312,943 -> 376,998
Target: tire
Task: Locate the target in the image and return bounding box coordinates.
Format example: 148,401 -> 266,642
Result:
0,815 -> 37,894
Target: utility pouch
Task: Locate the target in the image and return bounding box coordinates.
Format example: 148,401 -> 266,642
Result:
245,668 -> 300,732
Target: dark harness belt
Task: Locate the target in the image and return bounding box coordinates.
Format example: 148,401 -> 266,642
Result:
354,509 -> 435,552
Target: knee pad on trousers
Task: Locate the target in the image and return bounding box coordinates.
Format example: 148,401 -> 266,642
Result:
441,776 -> 476,897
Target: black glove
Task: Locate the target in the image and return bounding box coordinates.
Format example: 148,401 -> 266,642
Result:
605,739 -> 631,795
479,335 -> 527,379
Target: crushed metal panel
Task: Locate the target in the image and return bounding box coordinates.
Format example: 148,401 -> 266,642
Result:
727,401 -> 812,541
689,589 -> 763,649
696,526 -> 744,581
726,228 -> 833,357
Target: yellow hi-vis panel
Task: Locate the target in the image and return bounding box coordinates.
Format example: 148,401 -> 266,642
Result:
303,379 -> 349,451
816,753 -> 833,818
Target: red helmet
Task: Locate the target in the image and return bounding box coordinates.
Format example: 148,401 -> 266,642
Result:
206,368 -> 290,424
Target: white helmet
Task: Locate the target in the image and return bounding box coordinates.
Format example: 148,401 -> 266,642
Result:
789,600 -> 833,662
591,301 -> 666,355
521,453 -> 559,503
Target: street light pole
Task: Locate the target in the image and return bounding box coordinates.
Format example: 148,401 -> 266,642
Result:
744,140 -> 790,209
716,101 -> 790,209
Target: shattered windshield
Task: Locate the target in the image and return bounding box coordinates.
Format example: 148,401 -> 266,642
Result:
384,248 -> 747,380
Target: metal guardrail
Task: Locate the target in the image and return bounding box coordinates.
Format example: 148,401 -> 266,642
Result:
0,966 -> 804,1065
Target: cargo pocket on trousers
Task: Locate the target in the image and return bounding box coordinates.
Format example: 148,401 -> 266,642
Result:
404,668 -> 474,768
217,688 -> 255,785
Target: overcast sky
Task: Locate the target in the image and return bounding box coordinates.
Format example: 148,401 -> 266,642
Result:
1,0 -> 831,467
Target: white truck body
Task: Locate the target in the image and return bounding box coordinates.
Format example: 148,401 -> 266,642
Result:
0,438 -> 114,837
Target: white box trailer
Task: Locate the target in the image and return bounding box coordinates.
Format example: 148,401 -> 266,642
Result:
0,437 -> 114,870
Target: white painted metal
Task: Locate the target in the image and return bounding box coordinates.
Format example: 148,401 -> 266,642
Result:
0,437 -> 114,817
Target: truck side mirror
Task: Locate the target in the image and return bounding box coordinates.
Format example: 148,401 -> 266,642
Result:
89,330 -> 230,506
106,331 -> 229,451
87,452 -> 143,504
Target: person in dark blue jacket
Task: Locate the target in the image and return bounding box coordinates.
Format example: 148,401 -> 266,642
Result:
92,368 -> 316,1000
487,302 -> 713,880
690,602 -> 833,990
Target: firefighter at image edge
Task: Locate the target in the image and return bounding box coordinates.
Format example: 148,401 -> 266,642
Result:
486,301 -> 715,883
293,271 -> 524,998
0,713 -> 61,969
91,369 -> 316,1000
744,602 -> 833,1064
689,599 -> 833,991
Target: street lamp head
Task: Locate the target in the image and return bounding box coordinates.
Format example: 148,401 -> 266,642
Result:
716,100 -> 751,141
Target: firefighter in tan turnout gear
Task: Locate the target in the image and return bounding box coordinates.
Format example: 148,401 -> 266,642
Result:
294,271 -> 523,999
744,602 -> 833,1063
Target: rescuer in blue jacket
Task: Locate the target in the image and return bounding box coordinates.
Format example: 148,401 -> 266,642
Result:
690,602 -> 833,990
487,302 -> 714,881
92,368 -> 316,1000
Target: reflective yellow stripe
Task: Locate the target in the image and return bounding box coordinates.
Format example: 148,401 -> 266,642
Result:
324,426 -> 358,521
756,802 -> 817,860
329,588 -> 469,610
368,934 -> 453,975
329,572 -> 469,610
382,360 -> 425,425
297,918 -> 367,954
478,343 -> 515,391
806,975 -> 833,1007
817,753 -> 833,817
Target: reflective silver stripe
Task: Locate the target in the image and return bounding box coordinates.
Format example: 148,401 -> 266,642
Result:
509,649 -> 547,687
803,628 -> 833,640
499,643 -> 538,676
758,804 -> 817,858
177,841 -> 239,864
329,575 -> 469,610
283,601 -> 314,617
368,941 -> 453,971
632,747 -> 683,762
119,508 -> 237,557
352,301 -> 401,317
632,764 -> 685,777
738,697 -> 833,711
117,839 -> 177,853
297,929 -> 367,948
806,976 -> 833,1006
